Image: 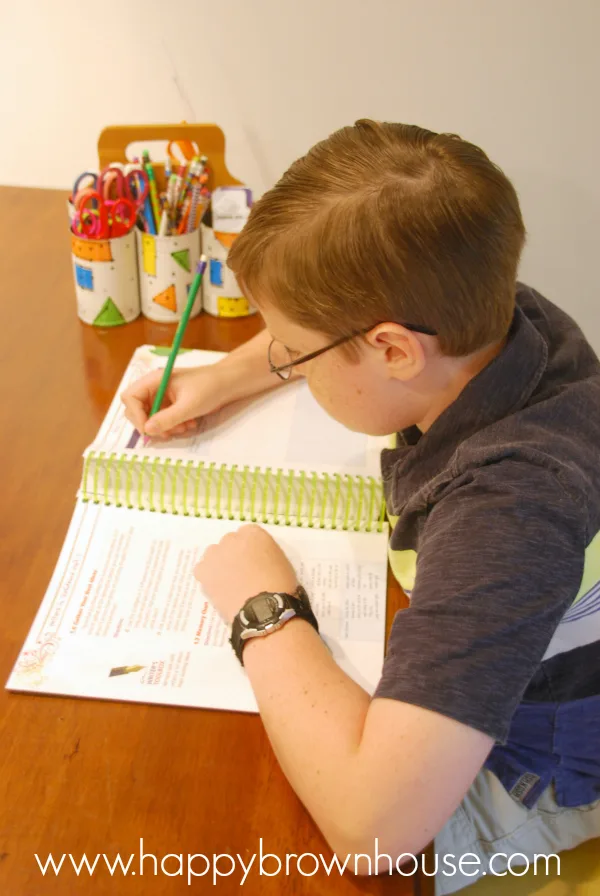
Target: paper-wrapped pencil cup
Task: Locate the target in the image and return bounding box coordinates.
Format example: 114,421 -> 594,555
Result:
136,228 -> 203,322
70,222 -> 140,327
201,224 -> 255,318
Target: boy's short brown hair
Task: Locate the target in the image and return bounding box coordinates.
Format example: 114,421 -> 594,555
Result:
227,120 -> 526,356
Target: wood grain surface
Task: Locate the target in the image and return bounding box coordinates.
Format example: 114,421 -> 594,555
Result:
0,186 -> 413,896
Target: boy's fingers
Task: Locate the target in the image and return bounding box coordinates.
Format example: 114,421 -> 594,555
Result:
123,395 -> 150,433
121,370 -> 161,402
144,404 -> 188,435
121,371 -> 165,432
123,409 -> 136,429
143,419 -> 196,440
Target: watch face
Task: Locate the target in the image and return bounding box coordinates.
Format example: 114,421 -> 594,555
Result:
245,594 -> 281,627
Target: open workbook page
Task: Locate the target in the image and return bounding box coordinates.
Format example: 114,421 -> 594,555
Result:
90,346 -> 388,479
7,501 -> 388,712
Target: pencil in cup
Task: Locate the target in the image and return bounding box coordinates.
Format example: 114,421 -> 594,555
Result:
142,150 -> 161,235
187,182 -> 209,233
177,195 -> 192,235
142,256 -> 208,444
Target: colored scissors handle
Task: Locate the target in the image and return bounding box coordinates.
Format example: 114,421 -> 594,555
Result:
73,208 -> 101,239
125,168 -> 149,207
167,139 -> 198,163
107,198 -> 136,237
98,166 -> 126,202
72,171 -> 98,203
72,209 -> 98,237
77,190 -> 109,238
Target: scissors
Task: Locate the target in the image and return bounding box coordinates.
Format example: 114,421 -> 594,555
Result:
72,188 -> 137,239
71,164 -> 147,203
73,165 -> 150,238
71,170 -> 98,204
97,165 -> 149,209
166,139 -> 199,164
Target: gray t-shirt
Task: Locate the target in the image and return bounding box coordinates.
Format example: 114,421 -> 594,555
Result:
374,284 -> 600,752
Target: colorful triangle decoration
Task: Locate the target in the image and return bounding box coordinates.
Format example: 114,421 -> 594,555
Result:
93,297 -> 126,327
171,248 -> 191,273
214,231 -> 237,250
152,284 -> 177,313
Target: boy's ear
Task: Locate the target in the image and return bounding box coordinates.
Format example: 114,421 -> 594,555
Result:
364,324 -> 427,380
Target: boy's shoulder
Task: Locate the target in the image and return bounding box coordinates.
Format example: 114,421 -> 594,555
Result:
458,283 -> 600,514
383,282 -> 600,534
512,282 -> 600,396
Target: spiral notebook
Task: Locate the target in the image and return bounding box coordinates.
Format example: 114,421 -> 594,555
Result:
8,346 -> 390,713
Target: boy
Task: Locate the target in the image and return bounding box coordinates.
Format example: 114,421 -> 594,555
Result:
122,120 -> 600,893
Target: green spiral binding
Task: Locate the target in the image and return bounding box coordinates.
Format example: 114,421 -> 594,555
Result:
354,476 -> 365,532
250,466 -> 260,522
182,461 -> 193,516
93,451 -> 105,503
239,466 -> 250,520
172,459 -> 182,514
227,464 -> 238,519
81,451 -> 93,502
103,454 -> 115,505
79,452 -> 384,534
319,472 -> 329,529
308,471 -> 318,528
115,453 -> 126,507
342,474 -> 353,531
160,458 -> 171,513
331,473 -> 342,529
205,462 -> 215,518
296,470 -> 306,526
262,467 -> 272,523
216,464 -> 227,519
284,469 -> 295,525
139,455 -> 150,510
273,468 -> 283,523
193,461 -> 205,517
149,457 -> 160,511
378,485 -> 387,532
366,476 -> 376,533
125,454 -> 137,509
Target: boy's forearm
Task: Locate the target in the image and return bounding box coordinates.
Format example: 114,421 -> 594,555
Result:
241,621 -> 378,854
216,329 -> 303,404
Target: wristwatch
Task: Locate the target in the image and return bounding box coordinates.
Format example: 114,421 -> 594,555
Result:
230,585 -> 319,664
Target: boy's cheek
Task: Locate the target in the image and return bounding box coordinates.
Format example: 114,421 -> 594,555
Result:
306,374 -> 373,432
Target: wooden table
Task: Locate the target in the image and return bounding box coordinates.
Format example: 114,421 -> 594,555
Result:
0,187 -> 413,895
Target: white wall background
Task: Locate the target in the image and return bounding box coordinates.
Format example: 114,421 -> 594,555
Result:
1,0 -> 598,348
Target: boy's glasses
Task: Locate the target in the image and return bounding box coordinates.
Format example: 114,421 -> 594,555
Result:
267,321 -> 438,381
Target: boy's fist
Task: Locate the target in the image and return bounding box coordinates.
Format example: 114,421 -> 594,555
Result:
194,525 -> 298,624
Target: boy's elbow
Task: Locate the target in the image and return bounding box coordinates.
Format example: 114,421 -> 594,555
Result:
320,815 -> 374,873
324,818 -> 417,877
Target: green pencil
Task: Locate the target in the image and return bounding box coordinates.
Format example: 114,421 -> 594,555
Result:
142,149 -> 162,235
144,255 -> 207,443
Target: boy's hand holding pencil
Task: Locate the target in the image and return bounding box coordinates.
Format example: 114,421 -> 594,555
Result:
122,257 -> 214,439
